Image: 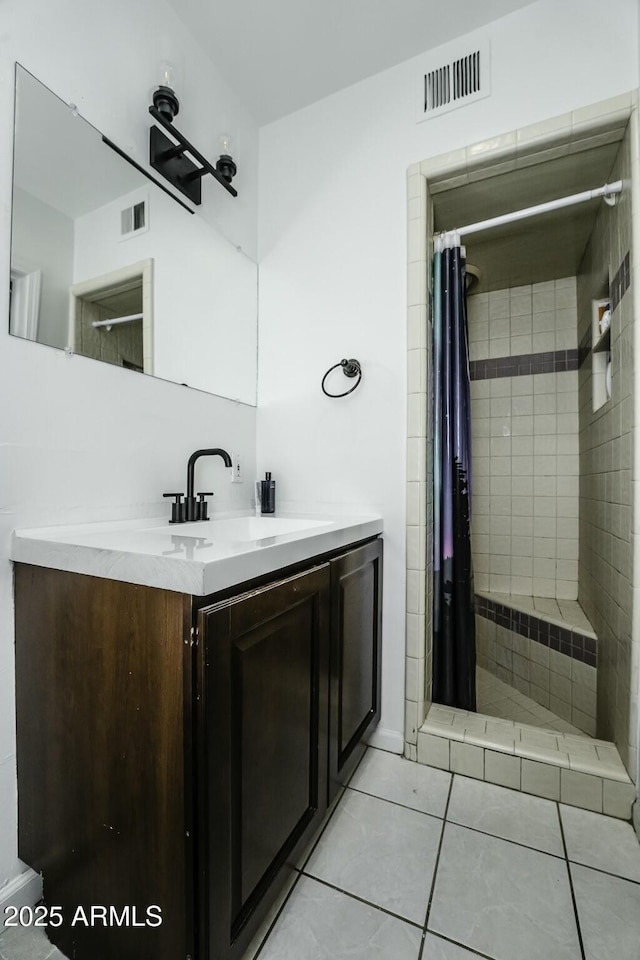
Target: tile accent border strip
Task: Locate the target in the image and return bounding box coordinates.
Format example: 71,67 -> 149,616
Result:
475,594 -> 597,667
470,349 -> 579,381
611,250 -> 631,311
578,326 -> 591,369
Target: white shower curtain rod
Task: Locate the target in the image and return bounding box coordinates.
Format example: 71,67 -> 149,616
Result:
446,180 -> 623,238
91,312 -> 143,329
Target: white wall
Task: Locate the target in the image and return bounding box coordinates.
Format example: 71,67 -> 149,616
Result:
636,7 -> 640,818
257,0 -> 639,746
11,187 -> 74,349
74,185 -> 258,403
0,0 -> 259,896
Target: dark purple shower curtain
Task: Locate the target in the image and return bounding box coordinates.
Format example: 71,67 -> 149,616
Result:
432,234 -> 476,710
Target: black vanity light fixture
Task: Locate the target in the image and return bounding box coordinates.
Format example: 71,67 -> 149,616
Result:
148,66 -> 237,204
216,133 -> 237,186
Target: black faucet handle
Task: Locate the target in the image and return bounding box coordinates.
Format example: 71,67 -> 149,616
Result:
164,492 -> 186,524
196,492 -> 214,522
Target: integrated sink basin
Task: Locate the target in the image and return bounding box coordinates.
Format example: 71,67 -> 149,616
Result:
12,512 -> 383,596
149,515 -> 334,542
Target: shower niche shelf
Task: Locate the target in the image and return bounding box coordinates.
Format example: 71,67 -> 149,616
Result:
593,326 -> 610,354
592,297 -> 611,412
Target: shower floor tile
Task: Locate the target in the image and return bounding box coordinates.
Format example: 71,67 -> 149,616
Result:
3,749 -> 639,960
476,666 -> 585,735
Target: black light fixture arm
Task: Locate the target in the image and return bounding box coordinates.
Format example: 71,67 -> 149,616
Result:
149,105 -> 238,202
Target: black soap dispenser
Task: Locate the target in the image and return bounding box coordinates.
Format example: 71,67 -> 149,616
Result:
260,472 -> 276,514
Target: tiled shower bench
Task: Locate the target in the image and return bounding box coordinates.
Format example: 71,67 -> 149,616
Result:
475,591 -> 598,736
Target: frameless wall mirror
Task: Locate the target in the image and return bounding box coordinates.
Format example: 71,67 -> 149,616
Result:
10,65 -> 258,404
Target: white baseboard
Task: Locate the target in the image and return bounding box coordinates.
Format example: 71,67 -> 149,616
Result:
367,727 -> 404,754
0,869 -> 43,933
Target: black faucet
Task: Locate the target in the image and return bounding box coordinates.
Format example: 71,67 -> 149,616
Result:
185,448 -> 232,521
164,448 -> 232,523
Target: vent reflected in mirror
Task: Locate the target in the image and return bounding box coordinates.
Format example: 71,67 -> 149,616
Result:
10,65 -> 258,404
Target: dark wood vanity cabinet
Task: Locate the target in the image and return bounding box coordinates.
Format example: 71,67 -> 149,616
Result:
13,537 -> 382,960
196,564 -> 331,958
328,538 -> 382,802
14,566 -> 193,960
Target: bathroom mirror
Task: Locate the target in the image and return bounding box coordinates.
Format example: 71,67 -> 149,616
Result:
9,65 -> 258,404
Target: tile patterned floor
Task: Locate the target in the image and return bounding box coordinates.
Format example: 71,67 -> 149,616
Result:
3,747 -> 640,960
476,665 -> 586,734
0,923 -> 67,960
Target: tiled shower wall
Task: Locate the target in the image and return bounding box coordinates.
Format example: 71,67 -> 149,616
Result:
406,95 -> 640,780
405,170 -> 433,753
475,595 -> 598,736
577,123 -> 636,774
467,280 -> 580,599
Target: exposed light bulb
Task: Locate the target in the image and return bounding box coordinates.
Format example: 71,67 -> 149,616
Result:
215,133 -> 237,184
152,59 -> 180,121
159,59 -> 177,91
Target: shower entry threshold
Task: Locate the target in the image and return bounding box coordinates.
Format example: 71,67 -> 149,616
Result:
417,699 -> 634,820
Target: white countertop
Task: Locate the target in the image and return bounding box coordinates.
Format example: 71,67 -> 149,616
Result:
11,513 -> 383,596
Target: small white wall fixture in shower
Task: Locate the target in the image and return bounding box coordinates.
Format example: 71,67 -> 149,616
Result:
592,297 -> 611,412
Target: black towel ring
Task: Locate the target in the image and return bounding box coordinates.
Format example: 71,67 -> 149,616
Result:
321,358 -> 362,398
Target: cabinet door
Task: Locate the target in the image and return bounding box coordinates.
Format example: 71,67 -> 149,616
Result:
14,566 -> 194,960
197,563 -> 330,960
329,539 -> 383,802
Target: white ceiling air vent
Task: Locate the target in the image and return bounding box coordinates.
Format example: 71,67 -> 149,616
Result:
417,41 -> 490,122
119,197 -> 149,240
